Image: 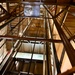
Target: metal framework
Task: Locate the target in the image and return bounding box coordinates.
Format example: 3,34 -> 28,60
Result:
0,1 -> 75,75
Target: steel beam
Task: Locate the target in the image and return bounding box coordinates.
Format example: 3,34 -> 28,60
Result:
0,14 -> 11,23
44,5 -> 61,74
53,19 -> 75,66
0,18 -> 32,75
9,18 -> 24,32
0,40 -> 6,48
59,49 -> 65,67
27,42 -> 36,75
0,4 -> 23,29
48,17 -> 61,74
44,5 -> 75,66
27,19 -> 39,75
69,35 -> 75,41
0,35 -> 62,43
0,17 -> 17,30
0,0 -> 71,6
0,5 -> 10,22
47,6 -> 75,66
43,45 -> 46,75
63,24 -> 72,37
45,12 -> 50,75
54,6 -> 69,18
0,5 -> 9,13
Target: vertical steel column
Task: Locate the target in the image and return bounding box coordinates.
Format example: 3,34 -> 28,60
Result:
6,2 -> 10,12
44,5 -> 75,66
43,44 -> 46,75
44,5 -> 61,74
27,18 -> 41,75
45,11 -> 51,75
1,18 -> 33,75
27,42 -> 36,75
47,13 -> 61,74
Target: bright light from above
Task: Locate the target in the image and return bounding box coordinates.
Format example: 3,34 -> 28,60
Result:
24,5 -> 33,16
24,5 -> 40,16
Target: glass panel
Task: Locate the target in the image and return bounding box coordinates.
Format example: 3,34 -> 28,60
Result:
15,52 -> 43,60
